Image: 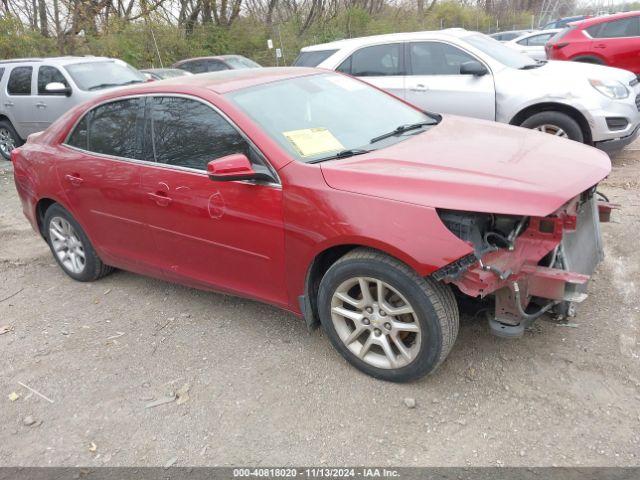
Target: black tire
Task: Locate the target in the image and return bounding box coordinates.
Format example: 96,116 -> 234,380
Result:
43,203 -> 113,282
520,111 -> 584,143
572,56 -> 605,65
0,119 -> 22,161
317,248 -> 459,382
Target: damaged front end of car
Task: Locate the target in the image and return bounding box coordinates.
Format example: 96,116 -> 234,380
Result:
433,187 -> 616,337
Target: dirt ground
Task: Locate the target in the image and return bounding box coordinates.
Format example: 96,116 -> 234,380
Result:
0,140 -> 639,468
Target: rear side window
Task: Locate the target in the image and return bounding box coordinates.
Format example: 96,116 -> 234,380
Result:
293,50 -> 338,67
149,97 -> 248,170
7,66 -> 32,95
38,66 -> 70,95
518,32 -> 555,46
67,98 -> 143,159
588,17 -> 640,38
338,44 -> 403,76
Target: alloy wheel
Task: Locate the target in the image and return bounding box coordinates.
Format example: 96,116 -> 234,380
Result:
534,124 -> 568,138
49,217 -> 86,274
330,276 -> 421,369
0,128 -> 16,157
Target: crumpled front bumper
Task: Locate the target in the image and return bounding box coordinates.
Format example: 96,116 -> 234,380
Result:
448,193 -> 610,335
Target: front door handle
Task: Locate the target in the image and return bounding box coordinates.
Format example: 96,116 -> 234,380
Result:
409,84 -> 428,92
65,174 -> 84,186
4,102 -> 14,107
148,192 -> 172,207
36,102 -> 47,109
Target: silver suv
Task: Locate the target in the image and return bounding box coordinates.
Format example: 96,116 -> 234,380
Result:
0,56 -> 145,160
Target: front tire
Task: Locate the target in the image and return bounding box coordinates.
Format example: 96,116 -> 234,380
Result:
0,120 -> 21,161
520,111 -> 584,143
43,204 -> 113,282
318,248 -> 459,382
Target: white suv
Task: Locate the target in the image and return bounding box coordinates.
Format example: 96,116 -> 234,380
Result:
295,29 -> 640,153
0,56 -> 145,160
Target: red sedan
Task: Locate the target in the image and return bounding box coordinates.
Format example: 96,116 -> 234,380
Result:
546,11 -> 640,75
12,68 -> 612,382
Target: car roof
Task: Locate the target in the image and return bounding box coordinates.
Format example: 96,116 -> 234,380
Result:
173,55 -> 247,64
574,11 -> 638,27
0,56 -> 120,67
300,29 -> 475,52
118,67 -> 320,95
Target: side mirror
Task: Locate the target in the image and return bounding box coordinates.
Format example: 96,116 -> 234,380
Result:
207,153 -> 273,182
45,82 -> 72,96
460,61 -> 488,76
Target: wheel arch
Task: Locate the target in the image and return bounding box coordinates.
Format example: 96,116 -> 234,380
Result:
509,102 -> 593,145
570,54 -> 607,65
301,243 -> 427,330
35,197 -> 59,238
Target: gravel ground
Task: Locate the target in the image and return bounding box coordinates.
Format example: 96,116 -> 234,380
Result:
0,141 -> 639,467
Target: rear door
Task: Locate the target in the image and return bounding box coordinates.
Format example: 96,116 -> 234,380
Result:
5,66 -> 37,138
337,43 -> 406,99
587,16 -> 640,73
33,65 -> 76,131
58,97 -> 158,271
404,41 -> 495,120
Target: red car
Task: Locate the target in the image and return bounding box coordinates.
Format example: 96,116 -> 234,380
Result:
12,68 -> 612,382
546,11 -> 640,75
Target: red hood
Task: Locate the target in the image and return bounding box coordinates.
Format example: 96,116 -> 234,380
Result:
320,116 -> 611,217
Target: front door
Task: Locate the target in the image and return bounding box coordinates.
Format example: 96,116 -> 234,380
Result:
33,65 -> 76,132
56,97 -> 158,271
403,41 -> 496,120
338,43 -> 406,100
139,96 -> 287,306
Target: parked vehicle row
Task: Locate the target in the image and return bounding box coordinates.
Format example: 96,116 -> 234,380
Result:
11,68 -> 613,382
295,28 -> 640,153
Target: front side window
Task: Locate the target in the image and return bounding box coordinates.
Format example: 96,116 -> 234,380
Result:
409,42 -> 477,75
38,66 -> 70,95
338,43 -> 403,77
206,60 -> 228,72
7,66 -> 33,96
149,97 -> 247,170
589,17 -> 640,38
64,60 -> 144,91
66,98 -> 143,159
179,61 -> 207,74
227,73 -> 432,163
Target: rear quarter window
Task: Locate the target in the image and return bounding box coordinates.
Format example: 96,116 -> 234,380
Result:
293,50 -> 338,67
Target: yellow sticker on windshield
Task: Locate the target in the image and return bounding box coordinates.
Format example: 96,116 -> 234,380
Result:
283,128 -> 344,158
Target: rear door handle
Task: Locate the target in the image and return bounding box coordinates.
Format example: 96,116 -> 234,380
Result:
147,192 -> 172,207
409,84 -> 428,92
594,43 -> 606,49
65,174 -> 84,186
36,102 -> 47,109
4,102 -> 14,107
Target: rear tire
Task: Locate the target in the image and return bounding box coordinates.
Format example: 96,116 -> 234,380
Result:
43,204 -> 113,282
520,111 -> 584,143
0,120 -> 21,161
317,248 -> 459,382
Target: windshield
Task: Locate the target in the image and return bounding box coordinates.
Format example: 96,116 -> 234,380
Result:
65,60 -> 145,91
465,34 -> 537,69
224,56 -> 261,69
227,73 -> 433,163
